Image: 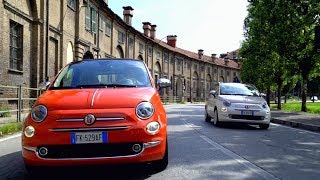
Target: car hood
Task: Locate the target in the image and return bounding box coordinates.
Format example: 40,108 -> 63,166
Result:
220,95 -> 266,104
36,88 -> 158,110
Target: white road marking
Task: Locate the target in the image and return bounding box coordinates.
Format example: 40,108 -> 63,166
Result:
182,119 -> 279,180
0,133 -> 21,143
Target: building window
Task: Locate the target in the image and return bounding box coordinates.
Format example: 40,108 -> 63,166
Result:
187,61 -> 191,69
201,65 -> 204,71
105,19 -> 111,36
194,64 -> 197,70
67,0 -> 76,10
148,46 -> 152,57
164,53 -> 168,63
85,5 -> 97,33
99,15 -> 103,31
214,68 -> 217,74
184,60 -> 187,68
207,67 -> 210,73
220,70 -> 223,76
170,56 -> 174,64
156,51 -> 161,60
118,30 -> 125,44
233,72 -> 236,77
227,71 -> 230,76
10,21 -> 23,71
177,59 -> 181,71
129,37 -> 134,47
139,43 -> 144,53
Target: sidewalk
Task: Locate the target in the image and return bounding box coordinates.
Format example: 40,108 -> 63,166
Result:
271,110 -> 320,133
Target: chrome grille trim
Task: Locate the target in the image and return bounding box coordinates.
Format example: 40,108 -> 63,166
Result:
57,119 -> 83,122
56,117 -> 125,122
96,117 -> 125,121
50,126 -> 130,132
26,140 -> 161,160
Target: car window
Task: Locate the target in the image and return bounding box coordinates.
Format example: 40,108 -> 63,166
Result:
51,60 -> 152,89
220,84 -> 260,96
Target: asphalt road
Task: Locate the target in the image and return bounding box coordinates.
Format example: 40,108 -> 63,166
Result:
0,104 -> 320,180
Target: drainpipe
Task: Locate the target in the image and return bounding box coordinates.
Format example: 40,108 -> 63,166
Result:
45,0 -> 49,81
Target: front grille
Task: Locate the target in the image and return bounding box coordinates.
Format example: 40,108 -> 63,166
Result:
229,115 -> 264,120
38,143 -> 143,159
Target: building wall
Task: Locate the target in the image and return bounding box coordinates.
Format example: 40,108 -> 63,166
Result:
0,0 -> 241,103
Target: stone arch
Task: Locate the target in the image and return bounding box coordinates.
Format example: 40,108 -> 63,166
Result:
220,76 -> 225,82
176,78 -> 183,98
115,45 -> 124,58
137,55 -> 143,60
192,71 -> 199,97
67,42 -> 74,64
154,61 -> 161,88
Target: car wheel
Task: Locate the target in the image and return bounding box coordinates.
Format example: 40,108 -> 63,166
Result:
205,106 -> 212,122
259,124 -> 269,129
213,109 -> 221,127
150,139 -> 168,172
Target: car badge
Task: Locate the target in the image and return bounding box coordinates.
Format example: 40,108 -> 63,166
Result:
245,105 -> 250,109
84,114 -> 96,125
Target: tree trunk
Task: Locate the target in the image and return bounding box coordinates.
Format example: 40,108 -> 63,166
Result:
277,83 -> 282,110
267,86 -> 271,106
301,78 -> 307,112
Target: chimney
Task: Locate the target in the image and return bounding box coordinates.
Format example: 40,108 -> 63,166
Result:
167,35 -> 177,47
211,53 -> 217,61
224,57 -> 230,66
123,6 -> 134,26
150,25 -> 157,39
143,22 -> 151,37
198,49 -> 204,59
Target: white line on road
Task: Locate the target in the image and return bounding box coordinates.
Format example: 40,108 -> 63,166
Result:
0,133 -> 21,143
182,119 -> 279,180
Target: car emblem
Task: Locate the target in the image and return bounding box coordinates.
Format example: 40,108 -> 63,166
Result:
84,114 -> 96,125
245,105 -> 250,109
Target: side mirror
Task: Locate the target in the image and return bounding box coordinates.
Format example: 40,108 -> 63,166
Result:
38,81 -> 51,91
157,78 -> 171,88
260,93 -> 266,97
209,90 -> 216,97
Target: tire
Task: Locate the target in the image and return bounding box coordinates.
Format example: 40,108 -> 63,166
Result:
205,106 -> 212,122
150,139 -> 168,172
213,109 -> 221,127
259,124 -> 269,129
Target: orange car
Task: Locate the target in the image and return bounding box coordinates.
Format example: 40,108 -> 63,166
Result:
22,59 -> 171,172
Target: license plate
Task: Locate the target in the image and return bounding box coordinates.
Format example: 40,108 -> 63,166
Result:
241,111 -> 254,116
71,132 -> 107,144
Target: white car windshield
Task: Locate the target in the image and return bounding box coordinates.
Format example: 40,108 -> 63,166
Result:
220,83 -> 260,96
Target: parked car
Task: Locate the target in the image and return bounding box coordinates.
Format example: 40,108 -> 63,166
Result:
310,96 -> 318,101
205,82 -> 271,129
22,59 -> 171,172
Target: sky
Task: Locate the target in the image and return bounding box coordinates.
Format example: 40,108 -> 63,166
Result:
108,0 -> 249,56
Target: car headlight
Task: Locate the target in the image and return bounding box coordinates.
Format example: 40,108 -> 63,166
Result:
24,126 -> 35,137
146,121 -> 160,134
31,105 -> 48,123
262,102 -> 268,109
136,102 -> 154,120
223,100 -> 231,107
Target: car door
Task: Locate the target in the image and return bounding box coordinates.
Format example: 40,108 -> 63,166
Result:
207,86 -> 219,117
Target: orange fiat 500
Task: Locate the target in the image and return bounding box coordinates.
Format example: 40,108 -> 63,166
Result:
22,59 -> 171,171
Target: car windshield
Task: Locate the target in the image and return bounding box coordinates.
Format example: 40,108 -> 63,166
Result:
50,59 -> 152,89
220,83 -> 260,96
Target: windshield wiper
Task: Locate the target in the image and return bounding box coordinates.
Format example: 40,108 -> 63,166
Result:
105,84 -> 137,88
76,84 -> 108,88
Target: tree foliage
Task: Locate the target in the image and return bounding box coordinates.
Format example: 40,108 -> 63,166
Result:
240,0 -> 320,111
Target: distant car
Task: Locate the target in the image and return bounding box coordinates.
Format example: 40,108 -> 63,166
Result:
311,96 -> 318,101
22,59 -> 171,172
205,82 -> 271,129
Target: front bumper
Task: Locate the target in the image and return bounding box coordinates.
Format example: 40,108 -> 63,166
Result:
218,107 -> 271,125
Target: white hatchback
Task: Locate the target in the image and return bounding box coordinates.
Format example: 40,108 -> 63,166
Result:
205,82 -> 271,129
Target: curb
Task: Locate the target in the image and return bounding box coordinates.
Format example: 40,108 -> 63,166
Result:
271,118 -> 320,133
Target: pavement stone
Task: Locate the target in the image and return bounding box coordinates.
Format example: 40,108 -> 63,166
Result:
271,110 -> 320,133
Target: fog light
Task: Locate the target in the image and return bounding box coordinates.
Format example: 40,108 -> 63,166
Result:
24,126 -> 35,138
132,144 -> 142,152
146,121 -> 160,135
221,107 -> 228,112
38,147 -> 48,156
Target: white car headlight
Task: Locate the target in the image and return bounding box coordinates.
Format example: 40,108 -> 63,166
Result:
136,102 -> 154,120
24,126 -> 35,137
31,105 -> 48,123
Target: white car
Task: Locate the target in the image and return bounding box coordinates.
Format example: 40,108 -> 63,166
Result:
311,96 -> 318,101
205,82 -> 271,129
